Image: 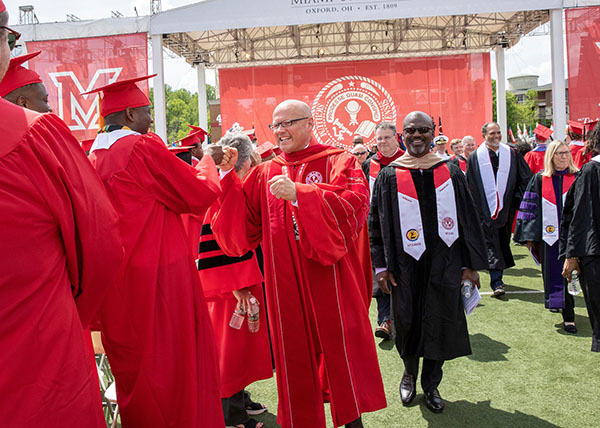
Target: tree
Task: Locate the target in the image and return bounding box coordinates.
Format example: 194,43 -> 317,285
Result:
492,80 -> 537,140
150,83 -> 216,144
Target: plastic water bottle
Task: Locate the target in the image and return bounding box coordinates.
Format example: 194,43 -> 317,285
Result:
461,280 -> 473,299
568,272 -> 581,296
247,297 -> 260,333
229,307 -> 246,330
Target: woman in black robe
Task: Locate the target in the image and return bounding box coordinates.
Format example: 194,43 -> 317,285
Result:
514,140 -> 579,333
561,126 -> 600,352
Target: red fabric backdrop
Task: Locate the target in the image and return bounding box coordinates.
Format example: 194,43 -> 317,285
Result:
219,54 -> 491,149
566,6 -> 600,124
26,33 -> 149,141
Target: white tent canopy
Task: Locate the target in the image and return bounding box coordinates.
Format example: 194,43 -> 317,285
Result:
13,0 -> 600,142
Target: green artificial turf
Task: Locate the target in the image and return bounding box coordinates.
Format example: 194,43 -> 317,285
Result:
248,243 -> 600,427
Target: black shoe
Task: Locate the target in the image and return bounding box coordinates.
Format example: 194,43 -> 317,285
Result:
399,373 -> 416,405
345,416 -> 363,428
563,322 -> 578,334
492,285 -> 506,298
424,389 -> 445,413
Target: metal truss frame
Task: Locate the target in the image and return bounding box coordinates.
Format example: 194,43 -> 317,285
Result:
162,10 -> 549,68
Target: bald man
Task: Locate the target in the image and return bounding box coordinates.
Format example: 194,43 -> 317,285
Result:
351,143 -> 369,164
213,99 -> 386,428
369,111 -> 487,413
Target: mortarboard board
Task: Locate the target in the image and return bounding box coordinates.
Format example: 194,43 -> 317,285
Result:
568,120 -> 584,136
187,125 -> 208,140
81,74 -> 156,117
0,51 -> 43,97
168,129 -> 205,152
585,119 -> 598,133
256,142 -> 276,160
533,124 -> 553,141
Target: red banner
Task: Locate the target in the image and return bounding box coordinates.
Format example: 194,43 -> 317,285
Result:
219,54 -> 491,149
566,7 -> 600,124
26,33 -> 149,141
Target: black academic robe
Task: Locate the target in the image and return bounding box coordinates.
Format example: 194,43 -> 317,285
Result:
514,172 -> 573,309
466,146 -> 532,270
369,161 -> 487,361
560,161 -> 600,352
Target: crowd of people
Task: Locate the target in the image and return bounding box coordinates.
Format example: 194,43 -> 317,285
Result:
2,2 -> 600,426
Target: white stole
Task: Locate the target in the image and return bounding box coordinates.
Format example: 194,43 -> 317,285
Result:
89,129 -> 140,153
396,164 -> 459,260
476,142 -> 511,219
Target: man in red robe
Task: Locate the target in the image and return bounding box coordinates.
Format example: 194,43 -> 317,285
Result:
85,75 -> 225,428
213,100 -> 387,428
0,6 -> 123,425
0,50 -> 52,113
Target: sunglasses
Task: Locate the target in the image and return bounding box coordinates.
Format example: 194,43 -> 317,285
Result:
403,127 -> 432,135
1,26 -> 21,51
353,151 -> 368,156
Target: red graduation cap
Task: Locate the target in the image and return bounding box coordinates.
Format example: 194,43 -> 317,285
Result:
533,124 -> 553,142
256,141 -> 281,159
168,129 -> 205,152
0,51 -> 43,97
568,120 -> 584,136
244,128 -> 256,138
585,119 -> 598,133
187,124 -> 208,141
81,74 -> 156,117
80,138 -> 95,152
0,1 -> 5,13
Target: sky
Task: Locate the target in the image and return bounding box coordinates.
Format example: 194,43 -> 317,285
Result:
3,0 -> 561,93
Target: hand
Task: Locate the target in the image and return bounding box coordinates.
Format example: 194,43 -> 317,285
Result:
375,270 -> 397,294
205,145 -> 224,166
232,288 -> 257,314
268,175 -> 297,202
220,146 -> 238,171
461,268 -> 480,289
562,258 -> 581,282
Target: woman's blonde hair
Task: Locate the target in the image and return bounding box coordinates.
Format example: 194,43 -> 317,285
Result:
542,140 -> 578,177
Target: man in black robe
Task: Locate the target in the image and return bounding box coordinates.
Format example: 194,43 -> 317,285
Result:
561,126 -> 600,352
466,122 -> 532,297
369,111 -> 487,413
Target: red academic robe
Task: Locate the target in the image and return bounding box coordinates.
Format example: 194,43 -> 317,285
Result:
89,132 -> 224,428
213,141 -> 387,428
0,99 -> 122,427
524,148 -> 546,174
199,201 -> 273,398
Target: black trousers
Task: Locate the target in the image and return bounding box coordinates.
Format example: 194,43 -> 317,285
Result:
402,356 -> 444,393
222,390 -> 248,426
580,256 -> 600,352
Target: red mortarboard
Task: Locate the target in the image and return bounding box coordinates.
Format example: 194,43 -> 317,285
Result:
187,125 -> 208,140
585,119 -> 598,133
0,51 -> 43,97
80,138 -> 95,152
0,1 -> 5,13
81,74 -> 156,117
533,124 -> 553,141
168,129 -> 205,152
244,128 -> 256,137
568,120 -> 584,136
256,141 -> 281,159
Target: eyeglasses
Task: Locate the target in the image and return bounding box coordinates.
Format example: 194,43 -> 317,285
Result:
554,151 -> 571,157
268,117 -> 310,130
1,26 -> 21,51
403,127 -> 432,135
352,151 -> 368,156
